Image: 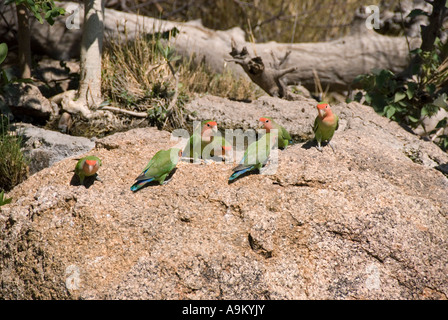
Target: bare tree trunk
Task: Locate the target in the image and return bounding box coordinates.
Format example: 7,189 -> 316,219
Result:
77,0 -> 105,109
16,3 -> 31,79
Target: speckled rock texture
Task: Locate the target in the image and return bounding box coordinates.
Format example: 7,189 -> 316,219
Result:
1,96 -> 447,299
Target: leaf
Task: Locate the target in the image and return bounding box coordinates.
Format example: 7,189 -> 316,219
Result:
406,82 -> 417,99
408,115 -> 419,123
407,9 -> 428,18
1,69 -> 10,84
12,78 -> 33,83
433,93 -> 448,110
385,105 -> 396,119
394,91 -> 406,102
0,43 -> 8,65
352,74 -> 365,84
436,118 -> 447,129
0,190 -> 12,206
426,83 -> 436,95
99,100 -> 111,107
364,93 -> 372,105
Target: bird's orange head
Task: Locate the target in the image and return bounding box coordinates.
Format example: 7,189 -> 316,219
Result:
259,117 -> 273,131
317,103 -> 331,118
202,121 -> 218,133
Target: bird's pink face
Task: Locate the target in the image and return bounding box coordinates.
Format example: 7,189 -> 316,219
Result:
222,145 -> 232,156
202,121 -> 218,138
84,159 -> 99,175
202,121 -> 217,132
317,103 -> 329,118
259,117 -> 273,131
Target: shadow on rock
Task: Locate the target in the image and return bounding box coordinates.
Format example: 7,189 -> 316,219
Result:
228,169 -> 260,184
70,173 -> 99,189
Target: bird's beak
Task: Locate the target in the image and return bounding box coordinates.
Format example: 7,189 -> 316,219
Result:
212,125 -> 218,133
318,109 -> 326,118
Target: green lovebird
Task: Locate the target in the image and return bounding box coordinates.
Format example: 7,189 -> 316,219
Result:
183,120 -> 218,160
130,148 -> 182,191
75,156 -> 102,185
313,102 -> 339,152
229,133 -> 277,181
259,117 -> 292,149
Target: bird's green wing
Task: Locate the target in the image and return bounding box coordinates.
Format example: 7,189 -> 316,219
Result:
281,126 -> 292,141
183,133 -> 202,158
236,133 -> 271,170
313,116 -> 320,134
136,150 -> 169,180
75,158 -> 84,175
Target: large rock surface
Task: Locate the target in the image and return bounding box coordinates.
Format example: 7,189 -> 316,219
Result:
1,96 -> 448,299
14,123 -> 95,175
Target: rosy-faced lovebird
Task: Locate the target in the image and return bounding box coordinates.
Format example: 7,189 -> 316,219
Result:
183,120 -> 218,160
259,116 -> 292,149
313,102 -> 339,152
229,133 -> 277,181
207,135 -> 233,159
75,156 -> 102,185
130,148 -> 182,191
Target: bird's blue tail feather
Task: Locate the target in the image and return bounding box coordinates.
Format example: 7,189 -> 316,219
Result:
130,178 -> 154,191
229,166 -> 253,181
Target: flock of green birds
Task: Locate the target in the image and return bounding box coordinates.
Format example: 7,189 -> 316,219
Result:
74,102 -> 339,190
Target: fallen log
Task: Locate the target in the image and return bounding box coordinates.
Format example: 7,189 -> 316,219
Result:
0,1 -> 421,93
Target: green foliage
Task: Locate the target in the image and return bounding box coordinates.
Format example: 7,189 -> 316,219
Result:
0,190 -> 12,208
0,43 -> 7,65
354,38 -> 448,150
0,42 -> 8,88
0,115 -> 29,191
5,0 -> 65,25
0,42 -> 33,92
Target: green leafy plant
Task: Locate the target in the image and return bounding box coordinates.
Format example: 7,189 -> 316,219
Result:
0,190 -> 12,208
354,38 -> 448,150
0,42 -> 33,91
5,0 -> 65,25
0,114 -> 29,191
0,42 -> 8,87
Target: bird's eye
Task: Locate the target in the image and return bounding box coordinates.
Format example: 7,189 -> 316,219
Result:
266,120 -> 269,123
207,124 -> 210,127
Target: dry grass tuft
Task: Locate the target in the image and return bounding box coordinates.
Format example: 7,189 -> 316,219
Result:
101,24 -> 262,133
